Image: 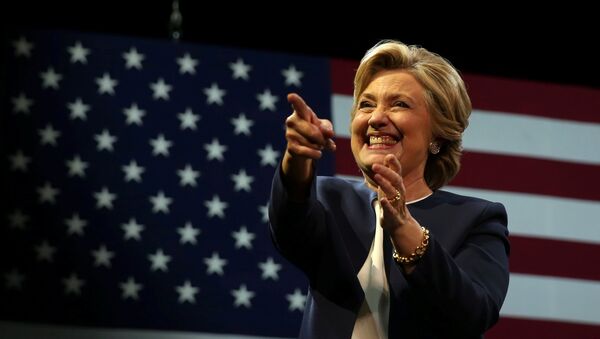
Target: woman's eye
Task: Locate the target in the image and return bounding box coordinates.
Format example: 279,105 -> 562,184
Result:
359,101 -> 374,109
394,101 -> 409,108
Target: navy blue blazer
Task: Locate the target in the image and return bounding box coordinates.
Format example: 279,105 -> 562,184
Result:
269,170 -> 510,338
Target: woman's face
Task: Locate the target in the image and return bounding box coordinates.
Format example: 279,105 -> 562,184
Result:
351,69 -> 432,185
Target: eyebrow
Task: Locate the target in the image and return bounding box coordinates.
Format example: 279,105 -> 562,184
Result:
360,92 -> 417,105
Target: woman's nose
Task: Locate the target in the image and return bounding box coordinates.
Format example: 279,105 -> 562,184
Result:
368,108 -> 389,128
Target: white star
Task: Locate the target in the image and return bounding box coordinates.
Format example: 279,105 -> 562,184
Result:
177,164 -> 200,187
121,218 -> 145,240
259,203 -> 269,223
94,129 -> 117,152
231,284 -> 255,308
35,240 -> 56,262
40,67 -> 62,89
149,134 -> 173,157
177,221 -> 201,245
38,124 -> 61,146
9,150 -> 31,172
122,160 -> 145,182
65,213 -> 87,236
12,93 -> 34,114
123,47 -> 145,69
149,191 -> 172,214
231,169 -> 254,192
175,280 -> 199,303
65,155 -> 89,177
96,73 -> 118,95
177,53 -> 198,74
63,273 -> 85,295
177,107 -> 200,130
204,138 -> 227,161
8,209 -> 29,229
231,225 -> 255,250
282,64 -> 304,87
204,195 -> 228,219
256,89 -> 279,111
5,269 -> 25,290
67,98 -> 90,120
37,182 -> 60,204
120,277 -> 143,300
204,252 -> 227,276
148,249 -> 171,272
258,144 -> 280,167
258,257 -> 282,280
123,103 -> 146,125
229,58 -> 252,80
91,244 -> 115,267
286,288 -> 307,311
13,36 -> 34,57
149,78 -> 172,100
230,113 -> 254,136
67,41 -> 90,64
203,83 -> 226,105
93,187 -> 117,209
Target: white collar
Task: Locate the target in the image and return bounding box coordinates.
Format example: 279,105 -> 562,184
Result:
406,192 -> 433,205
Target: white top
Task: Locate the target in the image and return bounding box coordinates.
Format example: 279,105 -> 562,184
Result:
351,194 -> 432,338
352,200 -> 390,338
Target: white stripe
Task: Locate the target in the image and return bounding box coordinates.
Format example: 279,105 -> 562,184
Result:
502,273 -> 600,325
0,321 -> 291,339
446,186 -> 600,245
465,110 -> 600,165
332,94 -> 353,137
337,174 -> 600,245
332,94 -> 600,165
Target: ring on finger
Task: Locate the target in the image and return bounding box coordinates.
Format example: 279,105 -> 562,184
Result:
387,190 -> 402,204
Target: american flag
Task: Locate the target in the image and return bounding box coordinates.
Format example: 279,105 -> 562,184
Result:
2,30 -> 600,338
1,30 -> 334,338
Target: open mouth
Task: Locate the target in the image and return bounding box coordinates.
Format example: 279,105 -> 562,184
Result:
367,134 -> 402,149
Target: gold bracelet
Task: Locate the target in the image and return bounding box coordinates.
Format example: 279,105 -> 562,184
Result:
392,226 -> 430,265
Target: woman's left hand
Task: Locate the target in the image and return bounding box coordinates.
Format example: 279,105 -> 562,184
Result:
372,154 -> 413,230
371,154 -> 425,254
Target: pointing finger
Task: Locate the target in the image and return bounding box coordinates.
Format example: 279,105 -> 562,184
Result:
287,93 -> 314,122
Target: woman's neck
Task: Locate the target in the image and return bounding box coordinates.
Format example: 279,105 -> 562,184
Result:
403,177 -> 433,202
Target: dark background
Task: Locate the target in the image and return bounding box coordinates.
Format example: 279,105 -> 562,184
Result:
2,1 -> 599,89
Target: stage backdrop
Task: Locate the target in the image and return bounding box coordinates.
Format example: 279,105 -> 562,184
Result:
1,30 -> 599,338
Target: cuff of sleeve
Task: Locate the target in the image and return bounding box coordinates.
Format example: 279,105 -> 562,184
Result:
401,233 -> 440,288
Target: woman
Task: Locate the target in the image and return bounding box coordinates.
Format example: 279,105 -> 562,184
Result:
269,40 -> 510,338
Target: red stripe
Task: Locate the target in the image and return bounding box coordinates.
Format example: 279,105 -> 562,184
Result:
454,152 -> 600,201
464,74 -> 600,124
331,58 -> 600,124
487,317 -> 600,338
334,137 -> 361,177
510,235 -> 600,281
331,59 -> 357,96
334,138 -> 600,201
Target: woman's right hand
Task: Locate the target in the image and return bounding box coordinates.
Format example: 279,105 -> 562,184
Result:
282,93 -> 336,195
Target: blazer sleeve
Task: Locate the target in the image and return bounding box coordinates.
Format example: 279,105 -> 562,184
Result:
268,165 -> 327,277
404,201 -> 510,336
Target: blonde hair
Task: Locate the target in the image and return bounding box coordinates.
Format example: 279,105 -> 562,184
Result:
352,40 -> 472,190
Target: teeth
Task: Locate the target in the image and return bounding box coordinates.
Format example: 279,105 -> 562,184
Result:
369,136 -> 397,145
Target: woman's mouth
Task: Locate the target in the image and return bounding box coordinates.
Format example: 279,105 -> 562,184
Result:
367,134 -> 402,149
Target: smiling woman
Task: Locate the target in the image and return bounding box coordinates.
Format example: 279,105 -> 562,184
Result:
351,69 -> 433,200
268,40 -> 510,338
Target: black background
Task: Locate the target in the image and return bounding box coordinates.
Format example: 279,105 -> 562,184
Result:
2,1 -> 599,89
